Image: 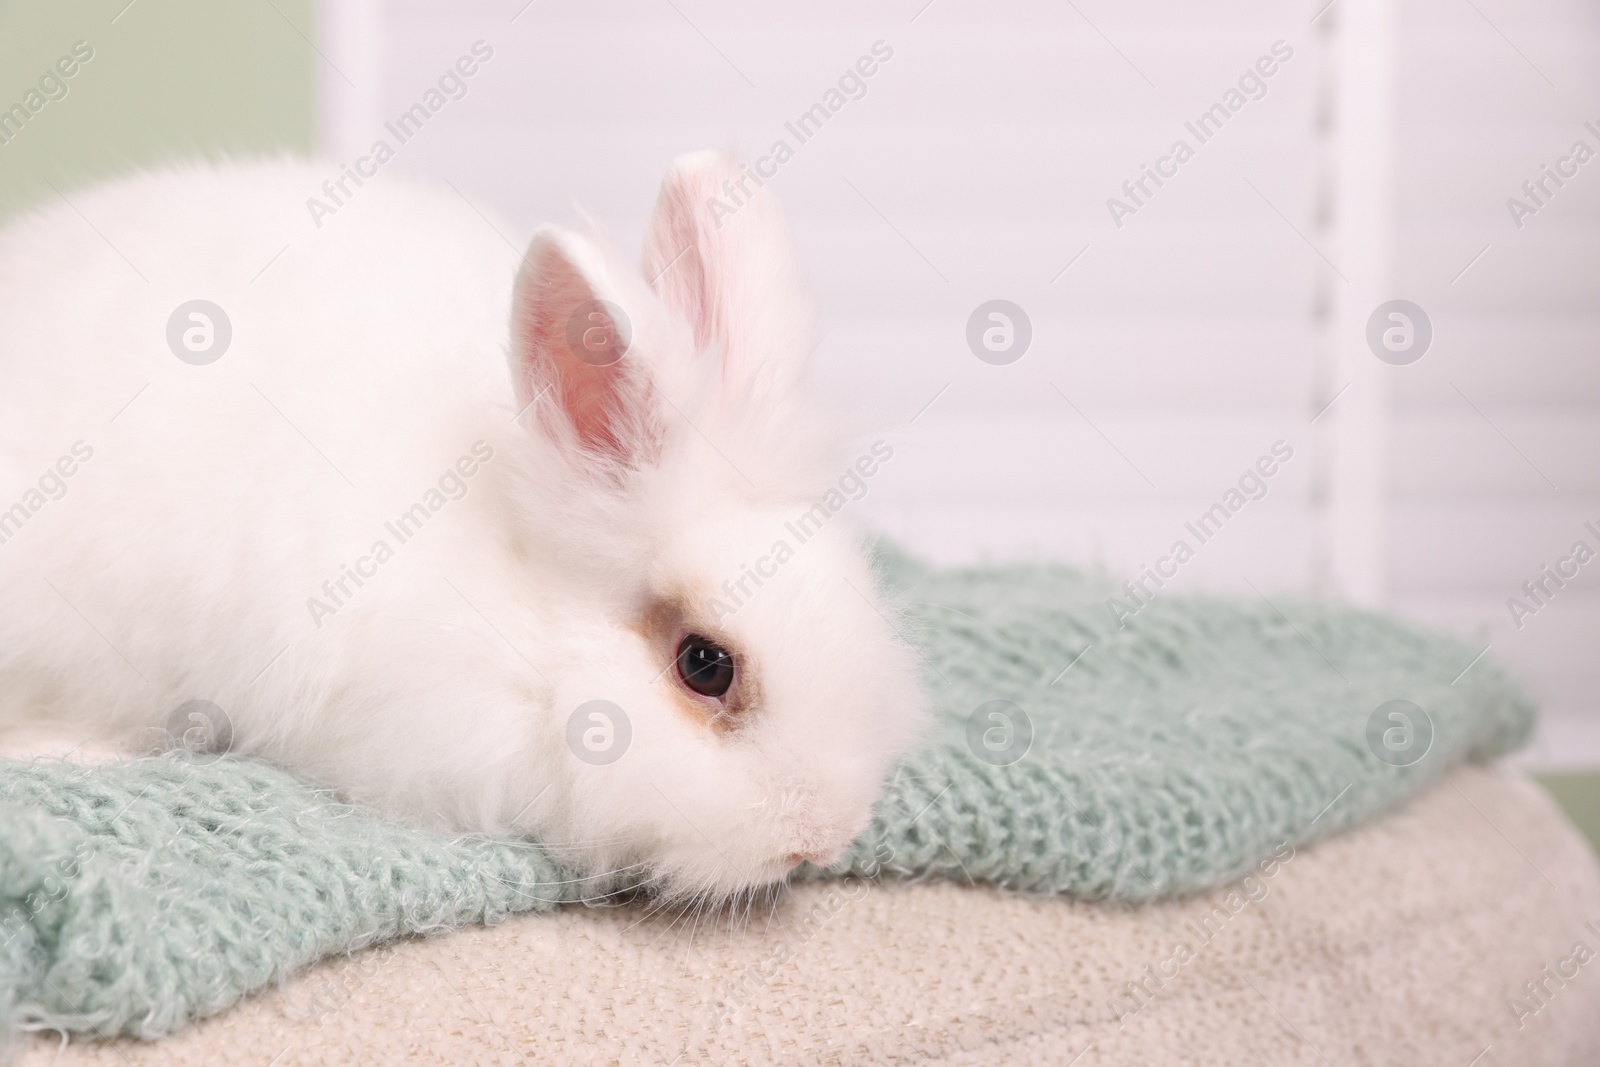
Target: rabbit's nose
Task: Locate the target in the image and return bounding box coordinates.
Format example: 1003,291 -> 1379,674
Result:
787,847 -> 841,869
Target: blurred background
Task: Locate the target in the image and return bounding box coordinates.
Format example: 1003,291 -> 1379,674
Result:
1,0 -> 1596,834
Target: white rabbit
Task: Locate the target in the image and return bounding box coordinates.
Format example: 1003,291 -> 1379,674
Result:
0,151 -> 926,899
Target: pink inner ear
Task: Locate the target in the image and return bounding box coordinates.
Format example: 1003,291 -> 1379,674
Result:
643,151 -> 816,407
644,176 -> 724,353
515,241 -> 637,463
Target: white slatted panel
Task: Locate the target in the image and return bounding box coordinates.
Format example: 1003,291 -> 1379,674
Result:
316,0 -> 1600,765
1386,0 -> 1600,767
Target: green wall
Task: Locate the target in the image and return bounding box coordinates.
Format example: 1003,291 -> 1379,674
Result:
0,0 -> 313,220
1539,773 -> 1600,857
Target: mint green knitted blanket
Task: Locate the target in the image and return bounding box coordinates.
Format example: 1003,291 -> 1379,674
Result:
0,547 -> 1533,1043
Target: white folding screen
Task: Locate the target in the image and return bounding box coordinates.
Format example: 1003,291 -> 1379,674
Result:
315,0 -> 1599,766
1383,0 -> 1600,766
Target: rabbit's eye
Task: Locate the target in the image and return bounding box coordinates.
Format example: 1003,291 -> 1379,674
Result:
676,634 -> 736,699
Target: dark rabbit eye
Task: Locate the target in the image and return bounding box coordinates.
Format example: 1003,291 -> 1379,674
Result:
676,634 -> 735,699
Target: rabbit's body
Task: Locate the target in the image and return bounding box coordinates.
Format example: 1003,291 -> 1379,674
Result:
0,156 -> 924,897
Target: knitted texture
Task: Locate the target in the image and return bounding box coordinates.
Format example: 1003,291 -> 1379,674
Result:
813,544 -> 1532,898
0,759 -> 584,1048
0,547 -> 1533,1043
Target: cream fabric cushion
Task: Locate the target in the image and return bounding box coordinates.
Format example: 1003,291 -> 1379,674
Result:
20,766 -> 1600,1066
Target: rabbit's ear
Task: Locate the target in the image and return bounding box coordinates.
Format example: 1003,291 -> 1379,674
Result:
510,228 -> 660,467
642,150 -> 815,400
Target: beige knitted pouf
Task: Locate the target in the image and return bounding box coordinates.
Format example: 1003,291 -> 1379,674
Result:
20,765 -> 1600,1066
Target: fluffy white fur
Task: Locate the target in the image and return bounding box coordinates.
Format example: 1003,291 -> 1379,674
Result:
0,153 -> 926,900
